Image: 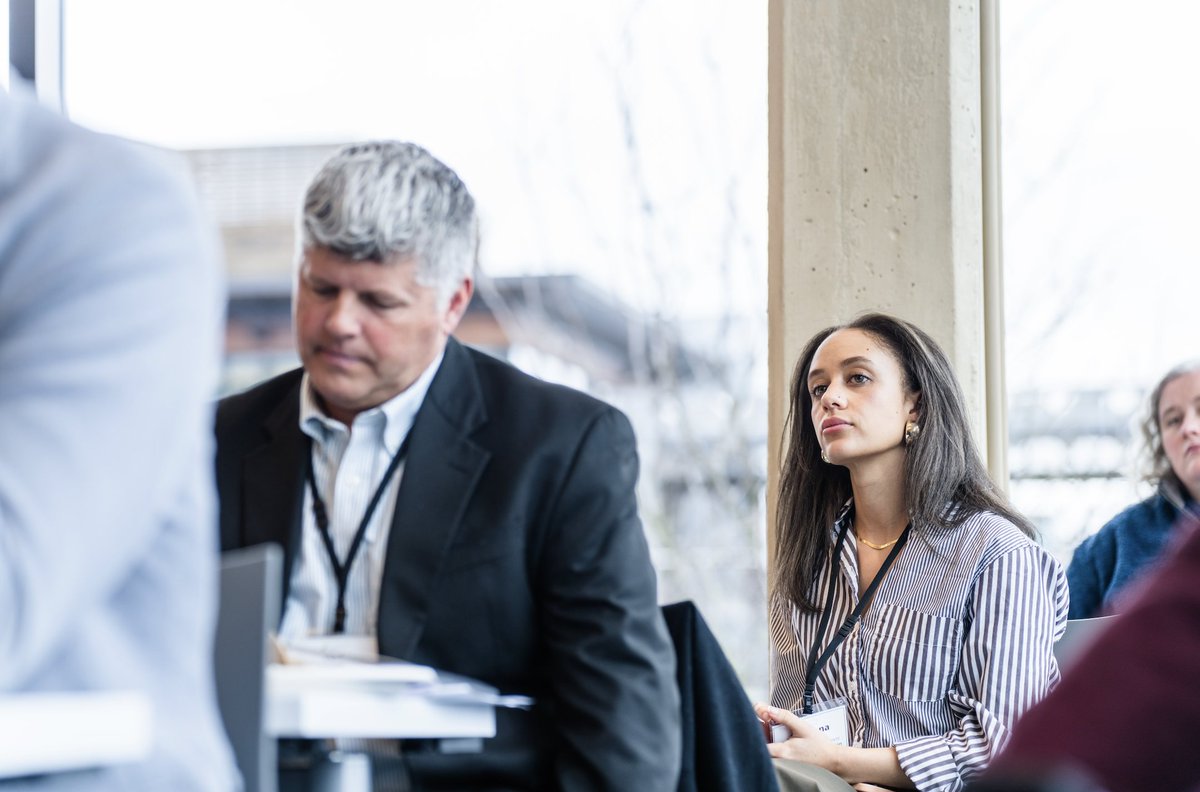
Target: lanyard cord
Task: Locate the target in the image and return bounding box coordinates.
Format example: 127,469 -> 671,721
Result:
306,433 -> 411,634
802,515 -> 912,714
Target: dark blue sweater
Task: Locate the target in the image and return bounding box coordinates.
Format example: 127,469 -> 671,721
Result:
1066,489 -> 1185,619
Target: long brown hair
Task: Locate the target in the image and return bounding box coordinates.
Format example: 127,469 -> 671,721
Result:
774,313 -> 1033,611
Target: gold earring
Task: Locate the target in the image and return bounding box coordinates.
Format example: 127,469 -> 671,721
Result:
904,420 -> 921,446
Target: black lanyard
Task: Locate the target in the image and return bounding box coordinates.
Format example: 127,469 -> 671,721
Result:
306,434 -> 411,634
802,516 -> 912,714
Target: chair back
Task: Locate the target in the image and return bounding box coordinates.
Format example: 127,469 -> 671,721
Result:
215,544 -> 283,792
661,600 -> 779,792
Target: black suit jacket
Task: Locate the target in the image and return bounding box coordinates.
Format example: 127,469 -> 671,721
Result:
215,338 -> 681,791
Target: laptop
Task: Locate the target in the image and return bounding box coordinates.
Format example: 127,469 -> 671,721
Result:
1053,614 -> 1117,673
215,543 -> 283,792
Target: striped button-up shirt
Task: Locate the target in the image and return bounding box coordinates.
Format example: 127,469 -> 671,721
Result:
770,507 -> 1069,792
279,353 -> 443,640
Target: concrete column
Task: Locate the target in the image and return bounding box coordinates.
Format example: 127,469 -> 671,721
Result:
767,0 -> 991,553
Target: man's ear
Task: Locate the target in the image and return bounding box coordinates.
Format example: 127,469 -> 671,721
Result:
441,276 -> 474,336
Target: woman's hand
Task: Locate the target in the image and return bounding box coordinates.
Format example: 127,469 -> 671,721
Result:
753,702 -> 844,774
754,702 -> 911,788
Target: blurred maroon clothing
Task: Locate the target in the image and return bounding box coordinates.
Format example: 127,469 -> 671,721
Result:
989,513 -> 1200,792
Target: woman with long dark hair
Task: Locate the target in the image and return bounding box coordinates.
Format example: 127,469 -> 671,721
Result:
755,313 -> 1067,792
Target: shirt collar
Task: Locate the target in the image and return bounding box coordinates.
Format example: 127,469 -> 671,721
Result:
831,499 -> 855,537
299,350 -> 446,452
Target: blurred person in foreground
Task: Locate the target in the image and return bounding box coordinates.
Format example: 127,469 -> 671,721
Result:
214,141 -> 680,791
1067,361 -> 1200,618
981,509 -> 1200,792
0,88 -> 236,788
756,313 -> 1068,792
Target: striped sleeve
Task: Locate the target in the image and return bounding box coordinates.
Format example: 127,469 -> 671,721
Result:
768,592 -> 806,707
894,544 -> 1069,791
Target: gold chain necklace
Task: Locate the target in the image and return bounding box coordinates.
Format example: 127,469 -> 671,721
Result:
853,529 -> 901,551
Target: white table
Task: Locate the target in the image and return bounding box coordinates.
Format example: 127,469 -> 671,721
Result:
0,690 -> 152,779
265,665 -> 516,792
265,663 -> 505,740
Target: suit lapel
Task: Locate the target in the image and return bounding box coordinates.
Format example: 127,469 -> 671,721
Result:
242,378 -> 308,605
377,339 -> 490,658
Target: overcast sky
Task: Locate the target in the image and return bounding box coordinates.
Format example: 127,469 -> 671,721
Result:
62,0 -> 766,326
57,0 -> 1200,391
1001,0 -> 1200,389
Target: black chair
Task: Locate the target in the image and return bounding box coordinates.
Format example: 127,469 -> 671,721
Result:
661,601 -> 779,792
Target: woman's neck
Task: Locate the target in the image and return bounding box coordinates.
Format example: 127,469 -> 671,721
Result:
848,458 -> 910,543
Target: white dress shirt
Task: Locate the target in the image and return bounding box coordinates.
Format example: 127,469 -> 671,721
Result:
280,352 -> 444,640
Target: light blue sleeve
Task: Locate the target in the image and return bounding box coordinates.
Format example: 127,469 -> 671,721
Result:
0,101 -> 223,686
0,97 -> 238,790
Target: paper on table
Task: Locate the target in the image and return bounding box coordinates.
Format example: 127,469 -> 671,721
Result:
274,634 -> 380,663
269,633 -> 533,708
271,634 -> 439,685
426,676 -> 535,709
268,662 -> 439,686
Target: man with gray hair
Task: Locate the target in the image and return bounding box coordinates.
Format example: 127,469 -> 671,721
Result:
215,141 -> 681,790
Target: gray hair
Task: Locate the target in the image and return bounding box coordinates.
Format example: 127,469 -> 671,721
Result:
299,141 -> 478,306
1141,360 -> 1200,491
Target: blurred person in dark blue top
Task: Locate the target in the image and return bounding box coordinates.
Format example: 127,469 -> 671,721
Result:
1067,362 -> 1200,618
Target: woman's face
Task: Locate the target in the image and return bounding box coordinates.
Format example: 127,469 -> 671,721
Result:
1159,370 -> 1200,501
807,329 -> 918,470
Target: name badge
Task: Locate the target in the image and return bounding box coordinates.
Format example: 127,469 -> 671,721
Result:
800,704 -> 849,746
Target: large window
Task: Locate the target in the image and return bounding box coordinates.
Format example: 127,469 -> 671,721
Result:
61,0 -> 769,693
1001,1 -> 1200,560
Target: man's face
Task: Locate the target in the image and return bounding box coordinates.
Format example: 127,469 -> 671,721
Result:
294,247 -> 472,426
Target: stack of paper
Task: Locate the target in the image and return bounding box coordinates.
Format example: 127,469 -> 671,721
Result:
265,635 -> 530,739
